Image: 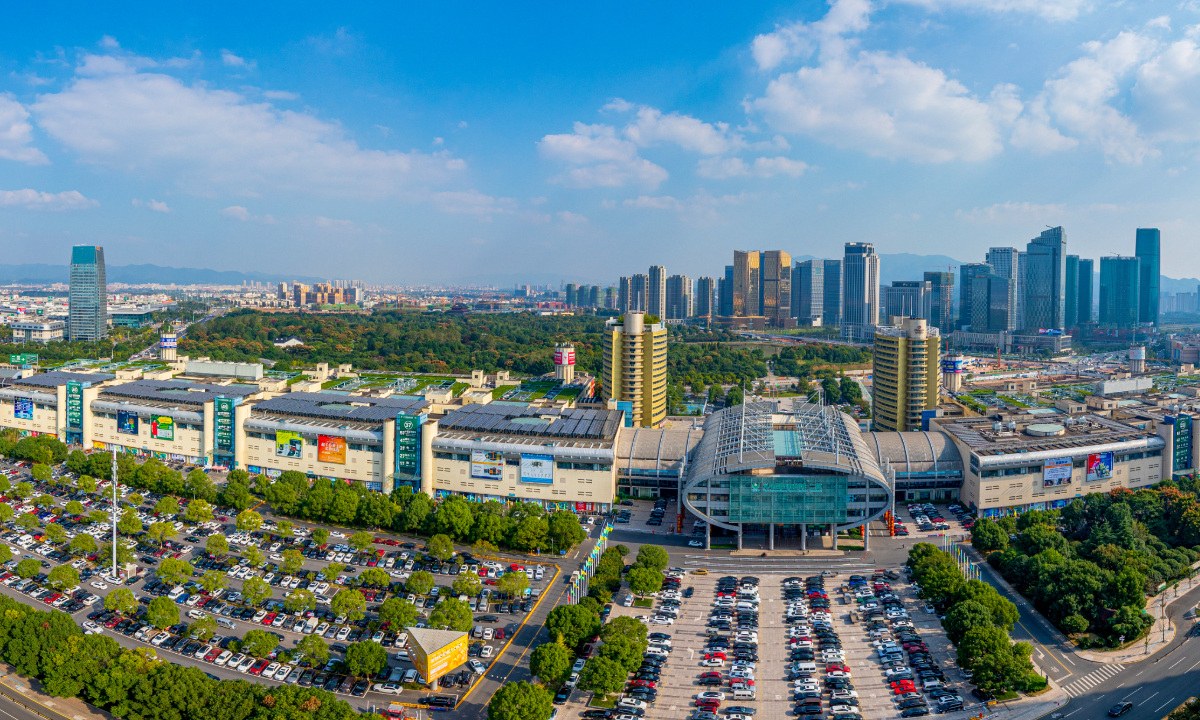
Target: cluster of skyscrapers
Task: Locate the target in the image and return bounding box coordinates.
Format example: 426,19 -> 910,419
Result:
613,267 -> 717,322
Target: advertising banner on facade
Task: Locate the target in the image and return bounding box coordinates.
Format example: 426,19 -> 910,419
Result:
520,453 -> 554,484
8,354 -> 37,365
1043,457 -> 1073,486
66,381 -> 83,430
409,629 -> 468,684
214,397 -> 234,453
151,416 -> 174,441
318,435 -> 346,464
276,430 -> 304,458
13,397 -> 33,420
1086,452 -> 1114,482
160,336 -> 177,349
117,410 -> 139,434
395,412 -> 421,474
471,450 -> 504,479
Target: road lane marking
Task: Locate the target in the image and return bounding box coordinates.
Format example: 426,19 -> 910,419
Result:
1154,698 -> 1175,713
1138,691 -> 1159,706
1168,656 -> 1185,669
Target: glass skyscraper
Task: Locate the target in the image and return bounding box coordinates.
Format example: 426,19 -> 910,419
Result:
822,259 -> 842,328
69,245 -> 107,342
1077,258 -> 1094,324
793,260 -> 824,323
1064,255 -> 1079,328
1135,228 -> 1160,325
1023,226 -> 1067,332
841,243 -> 879,341
1099,256 -> 1140,329
923,271 -> 954,332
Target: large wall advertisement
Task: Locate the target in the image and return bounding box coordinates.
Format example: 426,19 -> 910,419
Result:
410,633 -> 467,684
214,397 -> 234,453
470,450 -> 504,479
66,381 -> 83,430
520,453 -> 554,484
318,435 -> 347,464
13,398 -> 33,420
395,413 -> 421,474
1086,452 -> 1114,482
117,410 -> 139,435
276,430 -> 304,458
151,416 -> 174,441
1042,457 -> 1073,486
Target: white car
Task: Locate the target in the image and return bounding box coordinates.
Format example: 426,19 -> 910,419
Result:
696,692 -> 726,701
572,658 -> 586,673
688,540 -> 704,548
90,581 -> 108,590
82,621 -> 102,634
373,683 -> 403,694
700,658 -> 724,667
565,672 -> 580,688
730,669 -> 754,680
830,690 -> 859,700
274,665 -> 292,681
330,531 -> 346,538
830,704 -> 858,714
469,660 -> 486,674
480,646 -> 494,659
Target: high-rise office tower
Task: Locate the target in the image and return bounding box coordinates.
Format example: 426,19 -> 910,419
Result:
1099,256 -> 1140,329
565,283 -> 578,306
696,277 -> 715,319
604,286 -> 616,310
1016,251 -> 1026,328
872,317 -> 940,432
882,281 -> 932,322
618,277 -> 631,313
1077,258 -> 1094,324
720,265 -> 734,317
985,247 -> 1019,282
69,245 -> 107,342
648,266 -> 666,319
793,260 -> 825,323
841,243 -> 880,341
665,275 -> 693,320
732,251 -> 760,317
601,312 -> 669,428
958,263 -> 992,330
1024,226 -> 1067,331
630,274 -> 649,312
759,250 -> 792,325
589,285 -> 600,308
277,282 -> 289,300
1136,228 -> 1160,326
822,259 -> 843,328
923,271 -> 954,332
1064,255 -> 1079,328
970,271 -> 1016,331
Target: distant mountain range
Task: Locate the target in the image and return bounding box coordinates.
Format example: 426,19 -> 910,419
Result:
0,263 -> 324,286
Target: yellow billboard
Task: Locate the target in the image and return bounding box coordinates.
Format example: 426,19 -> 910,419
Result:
409,629 -> 468,684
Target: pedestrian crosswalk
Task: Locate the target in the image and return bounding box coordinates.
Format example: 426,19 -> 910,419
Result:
1061,664 -> 1125,697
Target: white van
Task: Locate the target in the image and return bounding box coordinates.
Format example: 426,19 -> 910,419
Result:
167,586 -> 185,600
304,617 -> 319,633
217,617 -> 238,630
733,689 -> 757,701
792,662 -> 817,674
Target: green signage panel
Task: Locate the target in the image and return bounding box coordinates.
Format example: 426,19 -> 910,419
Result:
215,397 -> 235,453
395,413 -> 422,472
66,381 -> 83,430
9,354 -> 37,365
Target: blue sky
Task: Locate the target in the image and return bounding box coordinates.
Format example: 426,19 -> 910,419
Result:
2,0 -> 1199,285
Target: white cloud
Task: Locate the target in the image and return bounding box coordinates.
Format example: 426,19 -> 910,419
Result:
132,198 -> 170,212
748,0 -> 1017,162
955,201 -> 1067,223
221,51 -> 256,70
1038,31 -> 1158,163
697,156 -> 809,178
430,189 -> 517,216
538,122 -> 668,189
892,0 -> 1090,22
0,95 -> 49,165
1010,98 -> 1079,153
220,205 -> 276,223
556,210 -> 589,224
0,188 -> 98,210
623,105 -> 736,154
622,192 -> 753,220
314,216 -> 359,232
32,58 -> 465,199
529,196 -> 547,205
624,195 -> 684,211
263,90 -> 299,100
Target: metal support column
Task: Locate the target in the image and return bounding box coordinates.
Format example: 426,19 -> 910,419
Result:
830,523 -> 837,550
737,525 -> 743,550
863,523 -> 869,553
769,524 -> 774,551
801,524 -> 807,551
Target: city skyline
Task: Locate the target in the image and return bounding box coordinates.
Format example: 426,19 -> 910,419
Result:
3,2 -> 1200,282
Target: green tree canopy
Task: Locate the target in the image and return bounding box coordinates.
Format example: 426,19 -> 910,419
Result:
345,641 -> 388,677
530,642 -> 571,684
147,597 -> 179,629
545,604 -> 601,649
487,681 -> 553,720
429,598 -> 474,632
332,589 -> 367,621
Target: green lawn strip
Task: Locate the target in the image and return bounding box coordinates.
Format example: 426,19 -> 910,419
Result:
633,598 -> 653,608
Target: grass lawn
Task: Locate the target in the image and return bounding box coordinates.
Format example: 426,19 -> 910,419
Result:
633,598 -> 654,608
995,691 -> 1019,702
590,695 -> 616,708
492,384 -> 518,399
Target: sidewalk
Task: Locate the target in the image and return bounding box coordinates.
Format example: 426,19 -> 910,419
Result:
0,662 -> 114,720
979,683 -> 1071,720
1074,574 -> 1200,663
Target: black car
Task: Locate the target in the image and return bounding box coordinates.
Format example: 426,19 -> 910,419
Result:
553,688 -> 571,705
901,708 -> 931,718
971,689 -> 996,703
1109,703 -> 1133,717
581,712 -> 612,719
796,705 -> 823,715
726,707 -> 756,716
898,699 -> 928,710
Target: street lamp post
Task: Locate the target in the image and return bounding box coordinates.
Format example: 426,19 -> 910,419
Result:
111,447 -> 118,578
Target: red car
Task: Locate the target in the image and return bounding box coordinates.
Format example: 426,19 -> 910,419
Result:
699,671 -> 722,679
630,680 -> 656,689
495,629 -> 505,640
697,700 -> 721,710
704,652 -> 726,660
262,613 -> 276,625
826,663 -> 849,672
204,648 -> 221,662
249,659 -> 270,675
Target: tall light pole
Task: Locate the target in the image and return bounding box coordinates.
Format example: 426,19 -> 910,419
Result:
111,447 -> 119,578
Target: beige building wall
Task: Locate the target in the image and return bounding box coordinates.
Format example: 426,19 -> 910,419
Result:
430,454 -> 615,505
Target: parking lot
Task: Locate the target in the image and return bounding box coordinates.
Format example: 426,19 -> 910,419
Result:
0,457 -> 558,709
893,502 -> 974,540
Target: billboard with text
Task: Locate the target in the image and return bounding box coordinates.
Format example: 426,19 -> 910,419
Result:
318,435 -> 346,464
1086,452 -> 1114,482
1043,457 -> 1073,486
276,430 -> 304,458
520,453 -> 554,484
117,410 -> 139,435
